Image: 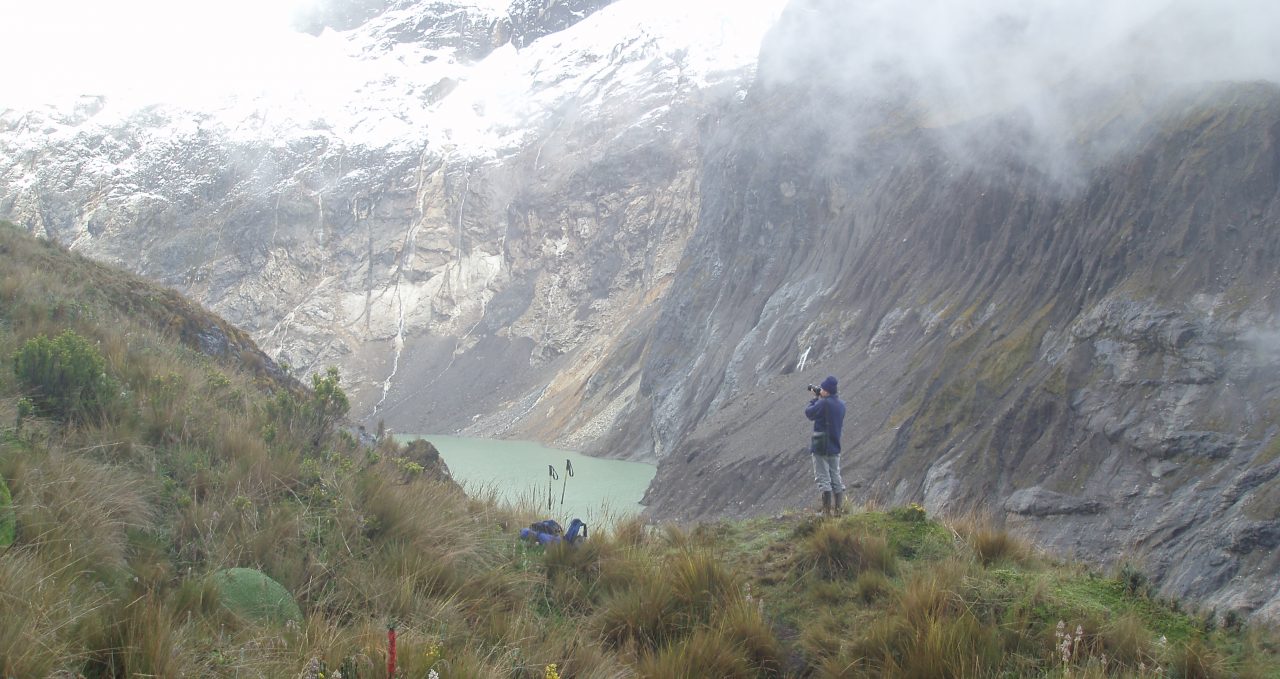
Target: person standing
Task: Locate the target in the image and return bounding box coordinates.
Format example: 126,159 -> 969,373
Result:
805,375 -> 846,516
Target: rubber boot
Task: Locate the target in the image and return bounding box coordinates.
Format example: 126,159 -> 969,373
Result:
833,492 -> 843,517
820,491 -> 831,516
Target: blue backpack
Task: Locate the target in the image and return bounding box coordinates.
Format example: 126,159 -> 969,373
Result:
565,518 -> 587,543
521,518 -> 587,546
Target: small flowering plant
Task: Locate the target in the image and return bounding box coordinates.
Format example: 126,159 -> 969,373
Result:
423,642 -> 443,673
1055,620 -> 1083,668
891,502 -> 928,524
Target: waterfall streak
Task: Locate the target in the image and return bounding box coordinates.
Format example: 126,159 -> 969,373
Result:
371,145 -> 432,418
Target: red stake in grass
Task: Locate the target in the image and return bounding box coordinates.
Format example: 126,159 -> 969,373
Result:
387,622 -> 397,678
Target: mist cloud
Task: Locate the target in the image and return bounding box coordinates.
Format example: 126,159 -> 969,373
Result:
1242,322 -> 1280,366
759,0 -> 1280,176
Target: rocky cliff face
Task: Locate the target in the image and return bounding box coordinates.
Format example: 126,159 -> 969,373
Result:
637,82 -> 1280,618
620,3 -> 1280,620
0,0 -> 778,451
3,0 -> 1280,619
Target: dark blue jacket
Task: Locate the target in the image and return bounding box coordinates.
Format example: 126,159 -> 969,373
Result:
805,395 -> 846,454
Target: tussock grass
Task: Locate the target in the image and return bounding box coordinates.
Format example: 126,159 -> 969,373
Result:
87,595 -> 204,677
950,513 -> 1033,567
1169,636 -> 1228,679
0,549 -> 109,677
1100,611 -> 1159,669
796,520 -> 896,579
716,598 -> 785,675
668,548 -> 742,620
0,223 -> 1277,677
9,450 -> 154,575
855,568 -> 893,603
609,513 -> 650,547
596,569 -> 681,650
635,627 -> 753,678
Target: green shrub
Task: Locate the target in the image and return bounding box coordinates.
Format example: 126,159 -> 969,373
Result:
1118,560 -> 1154,599
210,568 -> 302,624
265,366 -> 349,448
890,502 -> 928,524
12,330 -> 118,423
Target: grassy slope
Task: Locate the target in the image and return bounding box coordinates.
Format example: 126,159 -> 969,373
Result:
0,221 -> 1277,677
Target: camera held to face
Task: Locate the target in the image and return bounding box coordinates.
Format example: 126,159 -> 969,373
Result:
807,384 -> 822,396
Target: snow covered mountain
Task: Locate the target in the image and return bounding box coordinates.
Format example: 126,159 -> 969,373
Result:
0,0 -> 786,441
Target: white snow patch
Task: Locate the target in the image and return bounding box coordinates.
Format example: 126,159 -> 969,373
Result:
424,0 -> 788,158
3,0 -> 786,159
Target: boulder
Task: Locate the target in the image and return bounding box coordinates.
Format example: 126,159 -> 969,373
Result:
1005,487 -> 1105,517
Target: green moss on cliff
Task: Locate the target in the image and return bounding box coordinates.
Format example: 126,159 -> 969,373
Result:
1258,432 -> 1280,466
905,303 -> 1053,458
1242,479 -> 1280,522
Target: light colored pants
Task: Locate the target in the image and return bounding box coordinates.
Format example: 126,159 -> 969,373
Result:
812,454 -> 845,493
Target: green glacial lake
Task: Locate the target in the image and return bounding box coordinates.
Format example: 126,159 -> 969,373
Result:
401,435 -> 656,526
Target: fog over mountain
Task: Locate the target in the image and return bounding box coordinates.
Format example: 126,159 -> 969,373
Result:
761,0 -> 1280,180
2,0 -> 1280,620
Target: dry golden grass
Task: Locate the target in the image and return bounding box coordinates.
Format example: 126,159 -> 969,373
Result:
1099,611 -> 1158,669
797,519 -> 897,579
897,559 -> 970,629
634,627 -> 754,678
887,611 -> 1002,678
1169,636 -> 1229,679
608,513 -> 651,548
2,224 -> 1279,678
670,547 -> 741,603
855,568 -> 894,603
101,596 -> 205,677
9,450 -> 154,575
715,598 -> 785,675
948,511 -> 1032,567
0,549 -> 109,677
595,570 -> 681,650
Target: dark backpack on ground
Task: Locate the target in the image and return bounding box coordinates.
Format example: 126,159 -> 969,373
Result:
528,519 -> 563,536
564,518 -> 587,544
520,518 -> 588,547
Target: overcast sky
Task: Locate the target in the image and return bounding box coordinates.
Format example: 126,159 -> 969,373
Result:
3,0 -> 1277,120
0,0 -> 794,113
0,0 -> 341,108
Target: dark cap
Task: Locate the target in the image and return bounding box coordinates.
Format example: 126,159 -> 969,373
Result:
820,376 -> 838,394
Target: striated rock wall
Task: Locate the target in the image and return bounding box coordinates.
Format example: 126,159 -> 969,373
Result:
621,1 -> 1280,619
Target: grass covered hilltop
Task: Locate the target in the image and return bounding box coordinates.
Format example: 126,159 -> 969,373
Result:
1,221 -> 1278,677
